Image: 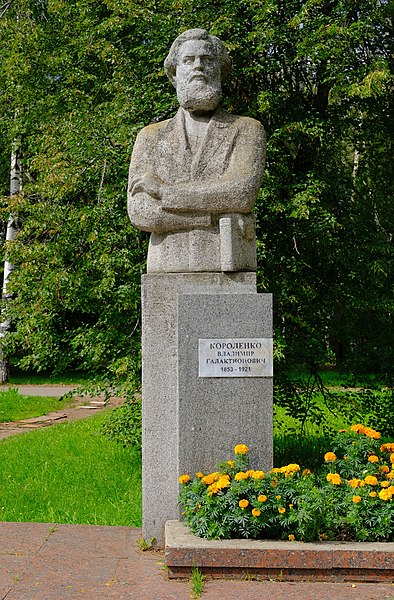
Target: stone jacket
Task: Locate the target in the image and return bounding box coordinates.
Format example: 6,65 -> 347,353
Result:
128,107 -> 265,272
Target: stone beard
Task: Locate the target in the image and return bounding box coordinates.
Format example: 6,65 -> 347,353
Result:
127,29 -> 266,273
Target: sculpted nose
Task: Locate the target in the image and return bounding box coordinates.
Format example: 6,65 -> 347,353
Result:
194,57 -> 204,70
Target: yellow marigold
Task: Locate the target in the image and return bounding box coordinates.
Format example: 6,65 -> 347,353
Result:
234,444 -> 249,455
324,452 -> 337,462
368,455 -> 379,463
352,495 -> 362,503
227,460 -> 235,468
387,471 -> 394,480
270,467 -> 283,474
258,494 -> 267,503
178,474 -> 191,484
363,426 -> 380,439
390,453 -> 394,463
278,507 -> 286,514
252,470 -> 265,479
326,473 -> 342,485
288,534 -> 296,541
239,499 -> 249,509
208,483 -> 219,495
234,471 -> 249,481
379,465 -> 390,474
285,463 -> 301,474
252,508 -> 261,517
379,489 -> 392,501
302,469 -> 312,476
202,472 -> 220,485
380,443 -> 394,453
271,478 -> 278,488
351,423 -> 365,433
381,481 -> 389,488
348,479 -> 362,488
196,472 -> 204,478
364,475 -> 378,486
216,477 -> 231,490
389,486 -> 394,494
275,494 -> 281,500
369,492 -> 377,498
319,533 -> 328,541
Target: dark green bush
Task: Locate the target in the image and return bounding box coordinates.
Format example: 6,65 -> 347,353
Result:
100,399 -> 142,448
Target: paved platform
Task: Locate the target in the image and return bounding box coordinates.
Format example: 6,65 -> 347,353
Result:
1,522 -> 393,599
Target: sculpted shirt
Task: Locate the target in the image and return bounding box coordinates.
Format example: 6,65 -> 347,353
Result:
128,107 -> 265,272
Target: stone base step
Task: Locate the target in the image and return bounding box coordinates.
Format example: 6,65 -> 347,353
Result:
165,520 -> 394,583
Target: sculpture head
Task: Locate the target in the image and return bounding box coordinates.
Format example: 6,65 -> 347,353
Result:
164,29 -> 232,112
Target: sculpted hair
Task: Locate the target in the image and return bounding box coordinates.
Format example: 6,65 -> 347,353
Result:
164,28 -> 232,85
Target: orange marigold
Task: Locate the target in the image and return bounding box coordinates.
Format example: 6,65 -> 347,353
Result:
369,492 -> 377,498
364,475 -> 378,486
381,481 -> 390,488
234,444 -> 249,455
368,455 -> 379,463
252,508 -> 261,517
380,443 -> 394,453
278,507 -> 286,514
326,473 -> 342,485
379,489 -> 393,501
196,472 -> 204,478
390,453 -> 394,463
258,494 -> 267,503
239,499 -> 249,509
252,470 -> 265,479
288,534 -> 296,541
178,474 -> 191,484
324,452 -> 337,462
351,423 -> 365,433
234,471 -> 249,481
348,479 -> 362,488
352,495 -> 362,503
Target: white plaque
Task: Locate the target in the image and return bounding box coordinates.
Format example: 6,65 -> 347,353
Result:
198,338 -> 273,378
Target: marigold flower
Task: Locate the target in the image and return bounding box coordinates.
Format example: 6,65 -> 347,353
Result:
202,472 -> 220,485
178,474 -> 191,484
239,499 -> 249,509
381,481 -> 389,488
324,452 -> 337,462
208,483 -> 219,495
348,479 -> 361,488
379,465 -> 390,474
234,444 -> 249,455
252,470 -> 265,479
252,508 -> 261,517
275,494 -> 281,500
379,489 -> 392,501
319,533 -> 328,541
363,426 -> 380,439
227,460 -> 235,468
364,475 -> 378,486
369,492 -> 377,497
380,443 -> 394,453
326,473 -> 342,485
216,477 -> 231,490
288,534 -> 296,541
390,454 -> 394,464
351,423 -> 365,433
278,507 -> 286,514
302,469 -> 312,476
387,471 -> 394,480
234,471 -> 249,481
285,463 -> 301,474
258,494 -> 267,503
368,455 -> 379,463
196,472 -> 204,478
352,495 -> 362,503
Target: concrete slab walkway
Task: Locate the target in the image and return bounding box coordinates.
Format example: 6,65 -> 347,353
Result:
0,522 -> 393,599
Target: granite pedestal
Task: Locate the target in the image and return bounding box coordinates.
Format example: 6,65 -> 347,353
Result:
141,273 -> 273,546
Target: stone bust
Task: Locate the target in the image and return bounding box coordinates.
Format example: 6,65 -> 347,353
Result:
128,28 -> 266,273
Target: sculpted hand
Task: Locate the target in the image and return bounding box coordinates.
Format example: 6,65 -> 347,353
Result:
129,173 -> 163,200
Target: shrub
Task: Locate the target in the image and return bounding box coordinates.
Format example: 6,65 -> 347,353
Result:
100,399 -> 142,448
179,426 -> 394,542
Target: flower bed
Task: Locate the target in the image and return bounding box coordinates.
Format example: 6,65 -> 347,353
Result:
178,426 -> 394,543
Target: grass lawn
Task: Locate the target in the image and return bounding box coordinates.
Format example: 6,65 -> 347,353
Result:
0,411 -> 141,526
0,389 -> 76,423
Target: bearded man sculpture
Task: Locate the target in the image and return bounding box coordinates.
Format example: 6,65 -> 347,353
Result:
128,28 -> 265,272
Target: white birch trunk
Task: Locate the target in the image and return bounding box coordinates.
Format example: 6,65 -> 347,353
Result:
0,143 -> 21,382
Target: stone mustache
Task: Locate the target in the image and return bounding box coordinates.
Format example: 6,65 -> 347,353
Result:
128,28 -> 266,273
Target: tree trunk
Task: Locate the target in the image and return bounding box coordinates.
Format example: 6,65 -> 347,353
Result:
0,142 -> 21,382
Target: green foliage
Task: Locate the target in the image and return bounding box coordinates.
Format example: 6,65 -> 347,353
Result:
0,388 -> 73,422
100,397 -> 142,448
179,429 -> 394,542
190,566 -> 205,599
0,0 -> 392,392
0,411 -> 142,525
